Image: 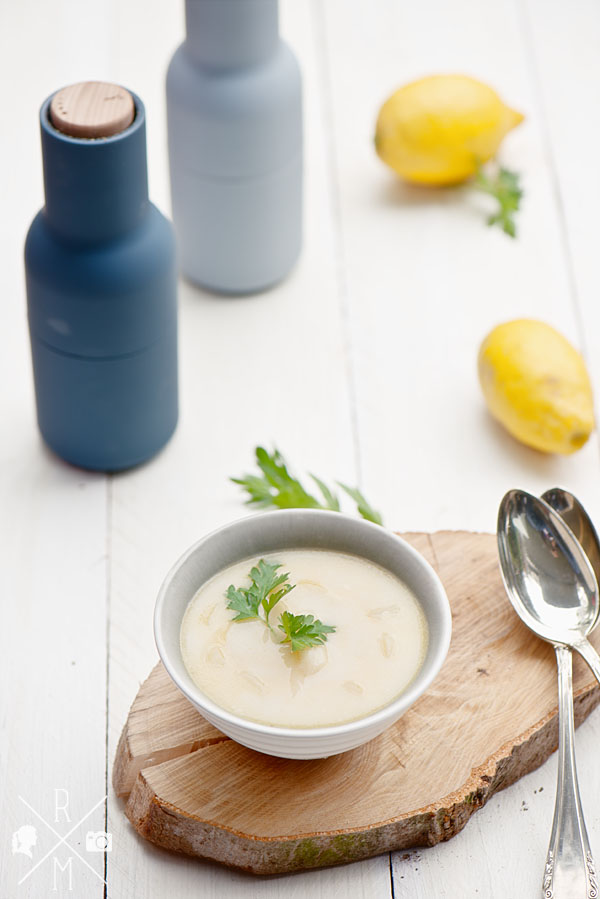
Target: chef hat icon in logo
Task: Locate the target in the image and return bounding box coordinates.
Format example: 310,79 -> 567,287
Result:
12,825 -> 37,859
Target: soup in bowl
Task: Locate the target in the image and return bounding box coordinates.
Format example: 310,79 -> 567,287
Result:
155,509 -> 451,759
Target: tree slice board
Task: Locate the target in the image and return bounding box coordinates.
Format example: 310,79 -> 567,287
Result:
113,531 -> 600,875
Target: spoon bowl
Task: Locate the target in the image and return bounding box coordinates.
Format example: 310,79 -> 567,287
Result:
542,487 -> 600,591
497,489 -> 598,647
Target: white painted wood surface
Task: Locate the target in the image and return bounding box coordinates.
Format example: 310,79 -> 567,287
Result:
2,0 -> 600,896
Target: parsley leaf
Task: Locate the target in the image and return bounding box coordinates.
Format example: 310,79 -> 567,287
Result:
232,447 -> 322,510
232,447 -> 382,525
278,611 -> 337,652
473,163 -> 523,238
227,559 -> 294,626
310,474 -> 341,511
225,585 -> 260,621
248,559 -> 294,624
337,482 -> 383,525
226,559 -> 336,652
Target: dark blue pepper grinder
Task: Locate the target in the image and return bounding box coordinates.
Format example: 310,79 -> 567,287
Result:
25,81 -> 178,471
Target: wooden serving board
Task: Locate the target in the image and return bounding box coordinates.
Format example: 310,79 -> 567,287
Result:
113,531 -> 600,875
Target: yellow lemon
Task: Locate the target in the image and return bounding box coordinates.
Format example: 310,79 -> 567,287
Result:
375,74 -> 523,185
478,319 -> 594,455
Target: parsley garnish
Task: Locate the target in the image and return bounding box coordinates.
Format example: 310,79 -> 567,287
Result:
278,611 -> 336,652
226,559 -> 336,652
226,559 -> 294,625
231,447 -> 383,525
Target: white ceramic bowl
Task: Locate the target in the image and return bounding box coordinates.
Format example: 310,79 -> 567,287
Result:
154,509 -> 452,759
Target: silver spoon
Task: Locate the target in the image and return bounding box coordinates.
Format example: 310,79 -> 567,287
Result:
542,487 -> 600,591
498,489 -> 597,898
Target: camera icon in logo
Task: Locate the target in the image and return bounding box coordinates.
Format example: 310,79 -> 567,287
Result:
85,831 -> 112,852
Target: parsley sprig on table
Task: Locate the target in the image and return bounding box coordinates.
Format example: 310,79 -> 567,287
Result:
231,447 -> 383,526
226,559 -> 336,652
474,163 -> 523,238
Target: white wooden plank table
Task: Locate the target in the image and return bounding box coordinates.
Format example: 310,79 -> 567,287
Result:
2,1 -> 600,896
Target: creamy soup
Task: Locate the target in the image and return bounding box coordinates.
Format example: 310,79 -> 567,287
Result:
180,549 -> 428,728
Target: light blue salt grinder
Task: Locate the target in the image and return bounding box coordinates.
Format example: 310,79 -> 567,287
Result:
166,0 -> 303,294
25,81 -> 178,471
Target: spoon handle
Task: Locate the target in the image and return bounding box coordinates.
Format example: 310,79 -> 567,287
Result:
572,637 -> 600,689
543,645 -> 597,898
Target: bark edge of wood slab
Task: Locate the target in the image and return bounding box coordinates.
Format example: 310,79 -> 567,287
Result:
112,530 -> 600,875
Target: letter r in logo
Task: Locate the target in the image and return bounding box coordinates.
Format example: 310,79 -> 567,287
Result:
54,789 -> 71,823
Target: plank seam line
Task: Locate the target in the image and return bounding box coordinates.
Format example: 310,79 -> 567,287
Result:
103,473 -> 112,898
308,0 -> 363,486
426,532 -> 440,572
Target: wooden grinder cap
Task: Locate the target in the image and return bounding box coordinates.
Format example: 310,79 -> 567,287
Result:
50,81 -> 135,139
